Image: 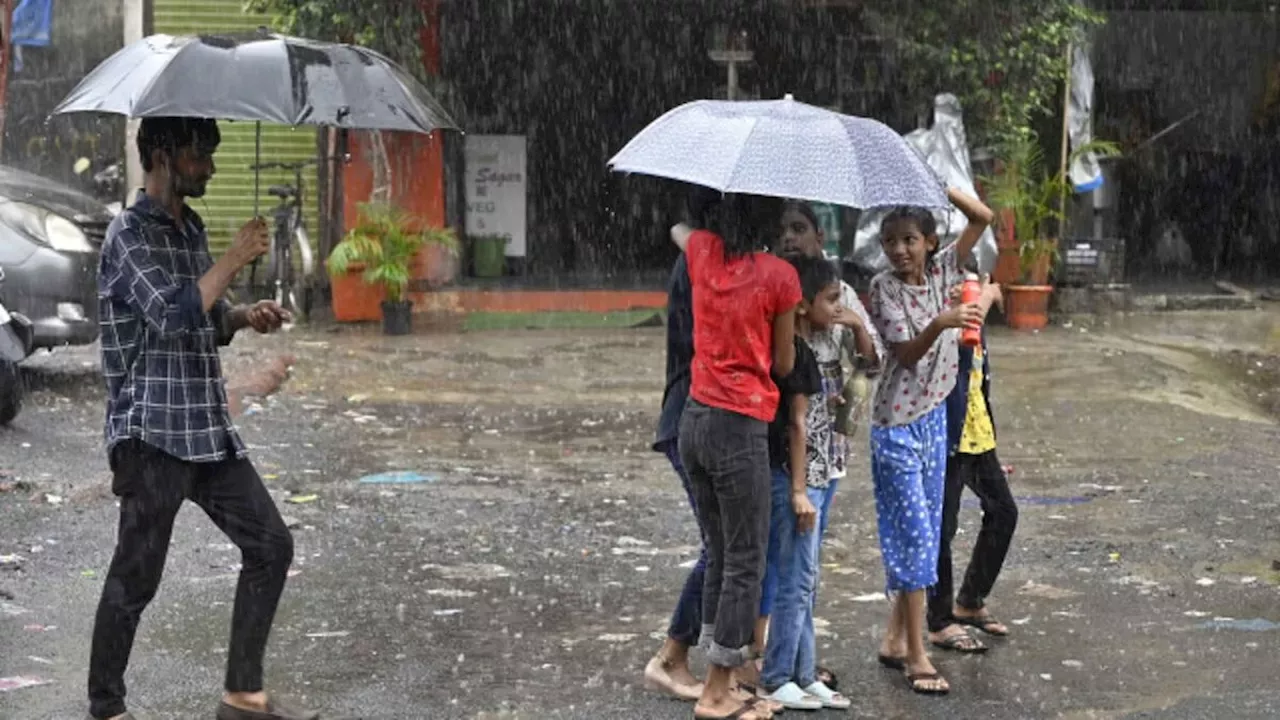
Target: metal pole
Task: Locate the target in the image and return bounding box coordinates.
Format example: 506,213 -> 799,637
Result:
1058,41 -> 1073,236
123,0 -> 145,204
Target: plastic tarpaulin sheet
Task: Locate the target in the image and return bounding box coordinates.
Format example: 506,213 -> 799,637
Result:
11,0 -> 53,47
849,94 -> 998,275
1068,40 -> 1103,193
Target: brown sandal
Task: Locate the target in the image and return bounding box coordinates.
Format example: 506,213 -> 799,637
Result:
905,671 -> 950,696
694,697 -> 773,720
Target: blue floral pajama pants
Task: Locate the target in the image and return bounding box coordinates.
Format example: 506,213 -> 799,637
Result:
869,405 -> 947,593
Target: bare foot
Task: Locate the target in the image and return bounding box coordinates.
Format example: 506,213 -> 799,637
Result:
644,653 -> 703,701
223,691 -> 269,712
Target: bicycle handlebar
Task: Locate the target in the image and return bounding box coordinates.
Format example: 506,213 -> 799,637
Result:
249,158 -> 320,172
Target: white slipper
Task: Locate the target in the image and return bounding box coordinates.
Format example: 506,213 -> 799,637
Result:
768,681 -> 823,711
803,680 -> 852,709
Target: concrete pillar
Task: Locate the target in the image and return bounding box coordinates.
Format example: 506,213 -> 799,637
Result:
123,0 -> 145,203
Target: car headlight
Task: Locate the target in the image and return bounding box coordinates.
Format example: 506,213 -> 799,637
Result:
0,200 -> 93,253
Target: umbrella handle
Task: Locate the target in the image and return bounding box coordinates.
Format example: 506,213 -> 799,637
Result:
253,121 -> 261,218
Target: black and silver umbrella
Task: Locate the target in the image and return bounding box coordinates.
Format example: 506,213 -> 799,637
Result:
50,30 -> 458,134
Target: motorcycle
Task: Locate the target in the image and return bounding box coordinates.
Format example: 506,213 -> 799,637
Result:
74,156 -> 124,216
0,266 -> 34,425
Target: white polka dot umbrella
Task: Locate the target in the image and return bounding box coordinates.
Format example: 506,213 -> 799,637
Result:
608,94 -> 947,209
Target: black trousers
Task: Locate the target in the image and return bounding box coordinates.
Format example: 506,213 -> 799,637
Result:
678,400 -> 771,669
88,440 -> 294,720
927,450 -> 1018,633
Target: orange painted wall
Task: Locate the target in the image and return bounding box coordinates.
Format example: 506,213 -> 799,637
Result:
332,0 -> 447,322
341,130 -> 446,233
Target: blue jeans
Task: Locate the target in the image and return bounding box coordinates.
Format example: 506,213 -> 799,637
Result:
761,468 -> 832,690
660,439 -> 708,647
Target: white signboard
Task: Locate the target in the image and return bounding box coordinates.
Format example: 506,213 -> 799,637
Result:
464,135 -> 528,258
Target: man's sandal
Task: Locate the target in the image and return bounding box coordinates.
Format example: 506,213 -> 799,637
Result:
956,614 -> 1009,636
931,629 -> 988,654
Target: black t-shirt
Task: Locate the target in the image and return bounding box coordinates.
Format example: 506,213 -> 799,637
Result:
768,336 -> 823,469
654,255 -> 693,450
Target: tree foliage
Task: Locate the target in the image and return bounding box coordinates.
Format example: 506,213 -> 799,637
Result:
243,0 -> 429,81
865,0 -> 1105,148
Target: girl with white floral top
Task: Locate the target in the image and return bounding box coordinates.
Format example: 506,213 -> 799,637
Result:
864,187 -> 993,696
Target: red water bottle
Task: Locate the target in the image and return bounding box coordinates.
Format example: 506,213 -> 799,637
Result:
959,272 -> 982,348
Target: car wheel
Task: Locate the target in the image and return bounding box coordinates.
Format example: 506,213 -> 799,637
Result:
0,359 -> 22,425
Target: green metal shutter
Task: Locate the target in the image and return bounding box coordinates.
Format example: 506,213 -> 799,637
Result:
152,0 -> 319,258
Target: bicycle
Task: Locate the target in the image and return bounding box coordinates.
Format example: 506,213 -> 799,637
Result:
248,158 -> 318,318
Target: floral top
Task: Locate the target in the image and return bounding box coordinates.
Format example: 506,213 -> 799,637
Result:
867,243 -> 963,427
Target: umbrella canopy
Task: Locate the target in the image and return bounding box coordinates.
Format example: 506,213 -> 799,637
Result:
608,95 -> 946,209
51,31 -> 458,134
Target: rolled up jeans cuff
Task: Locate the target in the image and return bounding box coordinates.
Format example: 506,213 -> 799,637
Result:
700,626 -> 753,668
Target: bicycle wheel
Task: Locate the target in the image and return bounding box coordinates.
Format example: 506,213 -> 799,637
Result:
293,225 -> 314,317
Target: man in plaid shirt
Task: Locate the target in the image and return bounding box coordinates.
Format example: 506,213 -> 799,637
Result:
87,117 -> 318,720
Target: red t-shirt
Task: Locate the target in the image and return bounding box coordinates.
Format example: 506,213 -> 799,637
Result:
686,229 -> 802,422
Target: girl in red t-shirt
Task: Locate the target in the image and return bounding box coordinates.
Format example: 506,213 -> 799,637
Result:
673,192 -> 802,720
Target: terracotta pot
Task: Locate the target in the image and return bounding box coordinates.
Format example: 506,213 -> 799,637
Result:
330,262 -> 385,323
1005,284 -> 1053,330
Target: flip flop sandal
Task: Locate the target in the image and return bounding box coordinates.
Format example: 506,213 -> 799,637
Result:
215,700 -> 321,720
694,697 -> 772,720
931,630 -> 989,654
877,654 -> 906,670
904,671 -> 950,696
956,615 -> 1009,636
732,685 -> 783,715
815,665 -> 839,691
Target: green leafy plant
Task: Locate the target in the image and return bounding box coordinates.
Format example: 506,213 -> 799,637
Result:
983,134 -> 1120,282
865,1 -> 1105,148
326,202 -> 458,303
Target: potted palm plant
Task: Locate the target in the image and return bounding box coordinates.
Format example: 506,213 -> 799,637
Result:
327,202 -> 458,335
985,133 -> 1118,329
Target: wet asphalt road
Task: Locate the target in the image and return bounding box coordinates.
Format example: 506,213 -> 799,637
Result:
2,312 -> 1280,720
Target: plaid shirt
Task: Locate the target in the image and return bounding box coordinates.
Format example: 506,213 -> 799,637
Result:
99,194 -> 245,463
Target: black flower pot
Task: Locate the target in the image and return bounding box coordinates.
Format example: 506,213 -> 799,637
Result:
381,300 -> 413,336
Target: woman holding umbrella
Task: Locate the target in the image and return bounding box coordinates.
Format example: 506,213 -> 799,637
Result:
673,190 -> 801,720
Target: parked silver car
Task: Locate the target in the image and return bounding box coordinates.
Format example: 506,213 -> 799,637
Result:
0,165 -> 113,352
